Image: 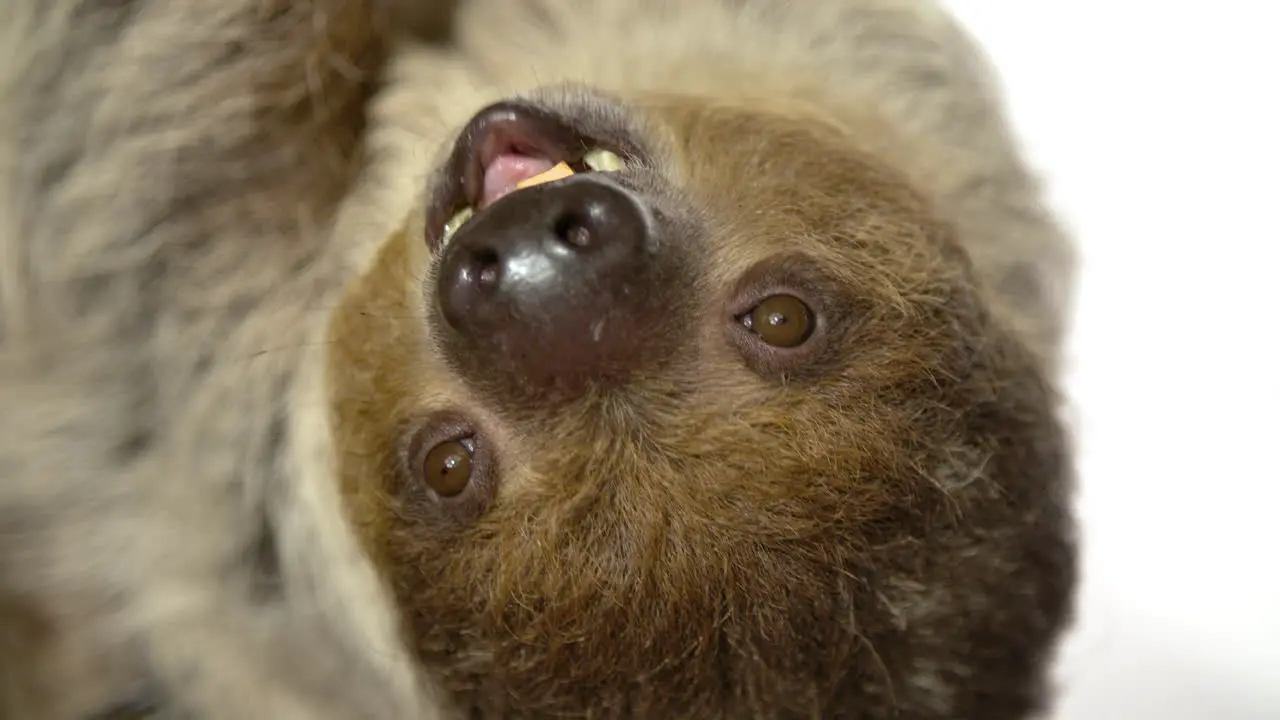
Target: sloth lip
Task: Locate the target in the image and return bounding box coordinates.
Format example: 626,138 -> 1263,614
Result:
426,100 -> 590,251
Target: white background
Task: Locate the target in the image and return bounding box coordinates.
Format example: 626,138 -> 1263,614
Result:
937,2 -> 1280,718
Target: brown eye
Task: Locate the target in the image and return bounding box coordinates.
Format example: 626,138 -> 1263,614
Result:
743,294 -> 814,348
422,438 -> 475,497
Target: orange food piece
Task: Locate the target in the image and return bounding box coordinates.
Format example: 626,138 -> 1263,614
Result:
515,161 -> 575,189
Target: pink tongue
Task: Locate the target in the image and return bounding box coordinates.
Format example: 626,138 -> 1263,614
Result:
481,153 -> 556,207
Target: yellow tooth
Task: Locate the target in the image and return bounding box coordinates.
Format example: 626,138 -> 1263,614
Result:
583,148 -> 624,172
442,207 -> 474,243
515,161 -> 575,189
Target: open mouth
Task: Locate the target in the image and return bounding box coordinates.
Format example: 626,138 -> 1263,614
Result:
426,101 -> 627,251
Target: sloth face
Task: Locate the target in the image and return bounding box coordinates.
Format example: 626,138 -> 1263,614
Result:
327,85 -> 1073,718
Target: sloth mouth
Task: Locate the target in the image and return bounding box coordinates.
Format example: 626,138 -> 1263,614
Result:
481,153 -> 561,207
426,100 -> 626,251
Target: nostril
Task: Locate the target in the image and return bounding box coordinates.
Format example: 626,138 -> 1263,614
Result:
473,248 -> 501,289
553,213 -> 593,249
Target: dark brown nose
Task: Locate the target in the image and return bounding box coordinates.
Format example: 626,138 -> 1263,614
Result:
435,173 -> 669,402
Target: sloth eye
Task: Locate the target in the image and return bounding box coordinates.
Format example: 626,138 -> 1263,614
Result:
401,414 -> 496,524
740,294 -> 815,348
421,437 -> 475,497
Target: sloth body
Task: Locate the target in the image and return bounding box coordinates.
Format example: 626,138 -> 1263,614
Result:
0,1 -> 1077,718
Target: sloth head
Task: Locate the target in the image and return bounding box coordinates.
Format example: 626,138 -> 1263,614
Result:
327,85 -> 1073,718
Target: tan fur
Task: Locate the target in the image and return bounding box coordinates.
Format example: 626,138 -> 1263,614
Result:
0,0 -> 1076,718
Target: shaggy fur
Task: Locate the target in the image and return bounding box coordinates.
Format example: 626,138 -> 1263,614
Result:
0,0 -> 1077,718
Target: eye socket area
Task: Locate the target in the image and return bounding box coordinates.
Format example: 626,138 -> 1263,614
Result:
727,261 -> 835,378
399,411 -> 498,526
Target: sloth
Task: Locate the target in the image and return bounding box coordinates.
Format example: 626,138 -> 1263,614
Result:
0,0 -> 1078,718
